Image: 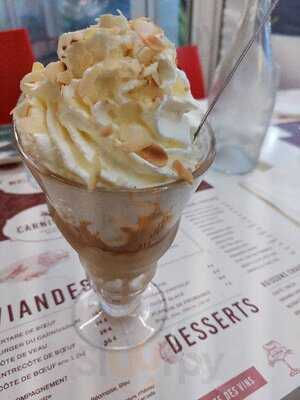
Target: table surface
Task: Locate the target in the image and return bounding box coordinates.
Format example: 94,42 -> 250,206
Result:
203,92 -> 300,399
0,91 -> 299,400
209,127 -> 300,400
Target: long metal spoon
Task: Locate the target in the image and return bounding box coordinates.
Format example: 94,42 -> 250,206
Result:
193,0 -> 280,141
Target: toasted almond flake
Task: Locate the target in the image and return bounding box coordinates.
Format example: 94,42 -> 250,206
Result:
144,35 -> 166,52
120,139 -> 153,153
99,14 -> 129,31
137,46 -> 156,65
45,61 -> 66,83
58,31 -> 84,60
120,141 -> 150,153
21,71 -> 45,88
32,62 -> 45,72
65,42 -> 94,78
100,126 -> 113,137
57,70 -> 72,85
131,18 -> 162,39
137,144 -> 168,167
76,67 -> 99,103
172,160 -> 193,183
118,122 -> 152,153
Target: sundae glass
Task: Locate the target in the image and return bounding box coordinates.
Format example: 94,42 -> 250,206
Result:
13,14 -> 215,349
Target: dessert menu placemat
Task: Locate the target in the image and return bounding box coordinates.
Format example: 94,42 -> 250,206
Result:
0,152 -> 300,399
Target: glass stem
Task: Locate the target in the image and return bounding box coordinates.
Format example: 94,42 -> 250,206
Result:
97,289 -> 142,318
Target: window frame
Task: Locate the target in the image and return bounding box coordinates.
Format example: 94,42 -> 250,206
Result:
130,0 -> 148,18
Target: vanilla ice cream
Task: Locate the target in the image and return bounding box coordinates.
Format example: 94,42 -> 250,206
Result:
14,13 -> 202,189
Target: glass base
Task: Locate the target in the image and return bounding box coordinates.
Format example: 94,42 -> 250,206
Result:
212,145 -> 257,175
73,283 -> 167,350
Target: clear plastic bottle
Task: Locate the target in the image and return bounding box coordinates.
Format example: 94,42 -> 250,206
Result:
209,0 -> 277,175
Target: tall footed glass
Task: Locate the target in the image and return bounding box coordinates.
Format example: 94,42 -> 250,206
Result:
14,124 -> 215,350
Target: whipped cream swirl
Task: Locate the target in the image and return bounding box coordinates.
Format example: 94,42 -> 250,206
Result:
14,14 -> 202,189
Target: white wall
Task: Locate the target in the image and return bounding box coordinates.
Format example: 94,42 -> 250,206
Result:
272,35 -> 300,89
191,0 -> 223,91
221,0 -> 300,90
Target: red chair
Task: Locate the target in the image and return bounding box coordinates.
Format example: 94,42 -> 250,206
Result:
0,29 -> 35,125
176,45 -> 206,99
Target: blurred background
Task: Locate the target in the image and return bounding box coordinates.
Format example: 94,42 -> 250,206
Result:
0,0 -> 186,64
1,0 -> 300,92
